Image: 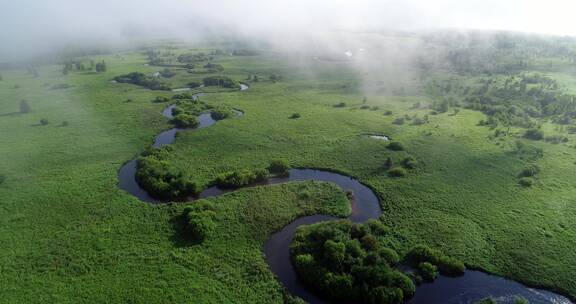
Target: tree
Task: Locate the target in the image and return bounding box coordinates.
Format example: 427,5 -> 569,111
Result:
384,157 -> 392,169
387,142 -> 404,151
19,100 -> 31,113
95,61 -> 107,73
418,262 -> 438,281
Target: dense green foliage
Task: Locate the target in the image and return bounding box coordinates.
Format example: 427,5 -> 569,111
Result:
268,159 -> 290,175
210,106 -> 233,121
202,76 -> 239,88
113,72 -> 171,90
406,245 -> 466,276
387,142 -> 405,151
214,168 -> 269,188
291,220 -> 415,303
171,113 -> 199,128
136,147 -> 198,199
183,201 -> 217,243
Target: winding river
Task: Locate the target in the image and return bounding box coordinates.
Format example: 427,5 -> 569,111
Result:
117,85 -> 572,304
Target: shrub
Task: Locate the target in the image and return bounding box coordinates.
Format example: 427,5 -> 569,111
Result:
392,117 -> 405,125
152,96 -> 170,103
203,63 -> 224,72
40,118 -> 49,125
545,135 -> 568,144
214,168 -> 268,188
136,153 -> 198,199
360,104 -> 370,110
19,100 -> 31,113
333,102 -> 347,108
518,164 -> 539,177
187,81 -> 201,89
406,244 -> 465,276
401,157 -> 417,169
61,121 -> 69,127
524,129 -> 544,140
418,262 -> 438,282
384,157 -> 392,169
383,110 -> 393,116
159,68 -> 176,78
436,255 -> 465,276
172,93 -> 193,100
388,167 -> 407,177
411,117 -> 426,125
290,113 -> 301,119
387,142 -> 404,151
519,177 -> 534,187
268,159 -> 290,175
113,72 -> 170,90
0,174 -> 5,185
185,210 -> 216,242
202,76 -> 239,88
210,107 -> 232,121
171,114 -> 199,128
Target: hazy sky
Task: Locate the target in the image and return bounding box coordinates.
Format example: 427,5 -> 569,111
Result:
1,0 -> 575,58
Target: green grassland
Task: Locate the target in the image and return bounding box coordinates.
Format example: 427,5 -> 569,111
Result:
1,38 -> 576,303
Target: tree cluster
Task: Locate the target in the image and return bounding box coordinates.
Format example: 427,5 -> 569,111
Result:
291,220 -> 415,304
113,72 -> 170,90
136,147 -> 198,199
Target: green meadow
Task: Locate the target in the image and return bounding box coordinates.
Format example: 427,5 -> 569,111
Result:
1,35 -> 576,302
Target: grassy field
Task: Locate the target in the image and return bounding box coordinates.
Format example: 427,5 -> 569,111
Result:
2,39 -> 576,303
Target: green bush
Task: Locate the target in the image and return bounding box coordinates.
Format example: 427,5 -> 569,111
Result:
0,174 -> 6,185
387,142 -> 404,151
406,244 -> 465,277
392,118 -> 405,125
113,72 -> 171,90
152,96 -> 170,103
172,92 -> 193,100
418,262 -> 438,282
19,100 -> 31,113
214,168 -> 268,188
136,150 -> 198,199
290,113 -> 301,119
202,76 -> 239,88
518,164 -> 539,177
401,157 -> 417,169
183,202 -> 217,243
210,107 -> 233,121
524,129 -> 544,140
187,81 -> 201,89
388,167 -> 407,177
519,177 -> 534,187
171,114 -> 199,128
186,210 -> 216,242
40,118 -> 49,125
268,159 -> 290,175
383,110 -> 393,115
333,102 -> 347,108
